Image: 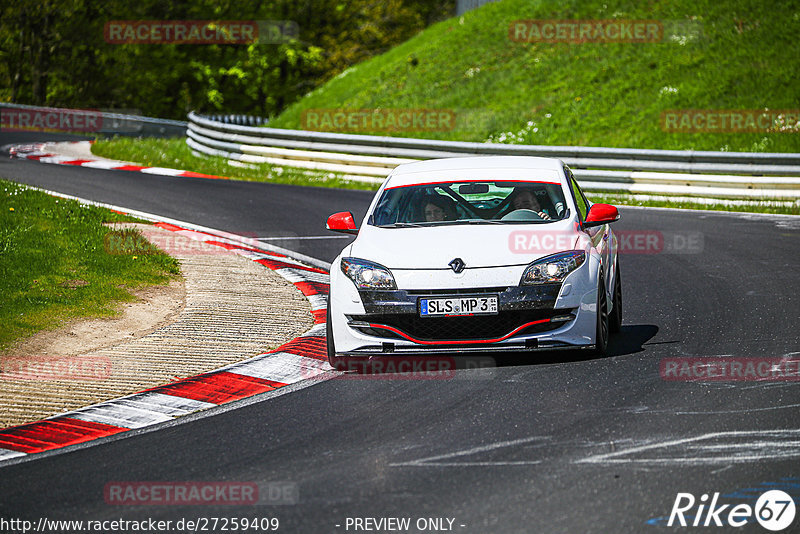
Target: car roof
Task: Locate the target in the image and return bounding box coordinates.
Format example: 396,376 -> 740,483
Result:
385,156 -> 567,188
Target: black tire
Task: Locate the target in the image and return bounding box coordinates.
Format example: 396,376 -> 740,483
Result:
326,299 -> 347,371
609,264 -> 622,334
595,274 -> 610,356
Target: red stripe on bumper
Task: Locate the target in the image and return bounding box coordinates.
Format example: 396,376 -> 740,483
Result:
368,319 -> 551,345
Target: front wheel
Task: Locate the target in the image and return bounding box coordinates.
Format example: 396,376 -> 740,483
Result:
609,264 -> 622,334
594,275 -> 610,356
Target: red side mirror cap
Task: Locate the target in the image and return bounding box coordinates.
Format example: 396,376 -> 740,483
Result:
326,211 -> 358,235
584,203 -> 620,228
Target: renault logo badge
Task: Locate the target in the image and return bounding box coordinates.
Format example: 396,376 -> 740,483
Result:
449,258 -> 466,273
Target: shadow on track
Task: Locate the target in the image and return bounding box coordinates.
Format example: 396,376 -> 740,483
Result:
333,324 -> 659,375
469,323 -> 659,369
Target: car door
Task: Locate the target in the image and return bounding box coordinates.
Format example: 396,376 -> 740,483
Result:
566,166 -> 612,284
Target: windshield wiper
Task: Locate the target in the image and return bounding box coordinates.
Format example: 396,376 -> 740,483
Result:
465,219 -> 504,224
494,219 -> 557,224
376,222 -> 425,228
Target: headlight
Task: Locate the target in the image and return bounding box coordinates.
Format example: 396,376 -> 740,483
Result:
341,257 -> 397,289
520,251 -> 585,285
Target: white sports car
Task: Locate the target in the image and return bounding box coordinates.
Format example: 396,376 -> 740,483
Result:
325,156 -> 621,369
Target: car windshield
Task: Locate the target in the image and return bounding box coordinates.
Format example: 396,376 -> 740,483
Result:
370,180 -> 569,227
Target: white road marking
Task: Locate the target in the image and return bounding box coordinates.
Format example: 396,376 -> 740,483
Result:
687,441 -> 800,450
390,436 -> 548,467
710,465 -> 733,475
671,403 -> 800,415
577,429 -> 800,465
395,461 -> 544,467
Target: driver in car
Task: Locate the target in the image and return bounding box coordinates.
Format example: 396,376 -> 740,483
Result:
509,188 -> 552,220
423,194 -> 458,222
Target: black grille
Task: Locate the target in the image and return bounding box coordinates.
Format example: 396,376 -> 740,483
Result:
350,309 -> 571,342
403,287 -> 508,295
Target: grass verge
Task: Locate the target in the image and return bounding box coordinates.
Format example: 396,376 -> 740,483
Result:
91,136 -> 373,190
270,0 -> 800,153
0,179 -> 181,352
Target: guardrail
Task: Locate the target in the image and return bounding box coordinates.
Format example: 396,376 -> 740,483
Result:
1,102 -> 186,137
187,112 -> 800,200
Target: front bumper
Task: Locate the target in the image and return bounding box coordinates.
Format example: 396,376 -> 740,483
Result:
331,283 -> 598,355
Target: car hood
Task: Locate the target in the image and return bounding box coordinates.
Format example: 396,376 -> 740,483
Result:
351,220 -> 580,269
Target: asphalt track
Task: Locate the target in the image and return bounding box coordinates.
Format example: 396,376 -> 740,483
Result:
1,131 -> 799,533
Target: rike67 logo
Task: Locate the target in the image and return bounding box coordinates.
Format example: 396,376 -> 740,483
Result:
666,490 -> 796,531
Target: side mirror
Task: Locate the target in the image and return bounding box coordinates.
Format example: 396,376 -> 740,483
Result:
583,203 -> 620,228
326,211 -> 358,235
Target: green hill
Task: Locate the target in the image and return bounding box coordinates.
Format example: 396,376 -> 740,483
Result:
269,0 -> 800,153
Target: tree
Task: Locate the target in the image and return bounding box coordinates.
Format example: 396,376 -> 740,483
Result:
0,0 -> 455,118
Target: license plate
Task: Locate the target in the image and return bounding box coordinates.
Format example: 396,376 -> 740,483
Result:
419,295 -> 498,317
